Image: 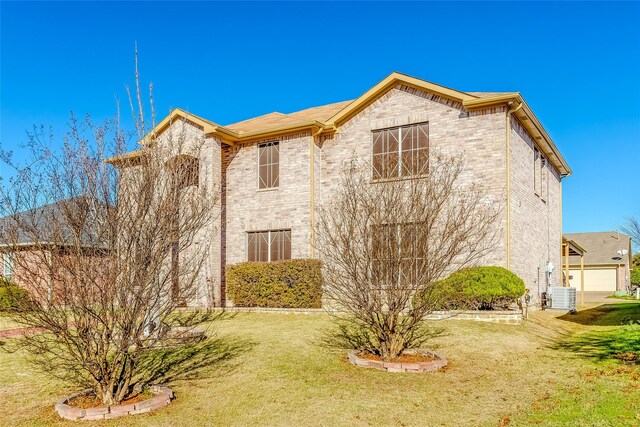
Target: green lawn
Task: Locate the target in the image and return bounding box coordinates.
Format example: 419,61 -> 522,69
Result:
0,301 -> 639,426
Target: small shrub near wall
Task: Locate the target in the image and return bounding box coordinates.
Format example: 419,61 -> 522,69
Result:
226,259 -> 323,308
419,266 -> 525,310
0,277 -> 30,312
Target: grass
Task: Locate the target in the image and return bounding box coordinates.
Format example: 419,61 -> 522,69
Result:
0,301 -> 639,426
0,314 -> 22,331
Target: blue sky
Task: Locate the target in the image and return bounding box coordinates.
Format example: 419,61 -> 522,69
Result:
1,1 -> 639,234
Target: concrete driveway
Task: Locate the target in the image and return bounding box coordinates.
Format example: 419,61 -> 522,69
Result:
577,291 -> 616,304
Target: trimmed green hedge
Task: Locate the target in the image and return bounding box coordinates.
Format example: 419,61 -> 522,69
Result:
0,277 -> 30,312
226,259 -> 323,308
418,266 -> 525,310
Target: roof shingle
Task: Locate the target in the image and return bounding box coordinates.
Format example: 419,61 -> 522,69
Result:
565,231 -> 632,266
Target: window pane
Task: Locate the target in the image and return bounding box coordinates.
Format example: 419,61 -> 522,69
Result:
373,154 -> 384,180
247,233 -> 257,261
387,128 -> 399,153
534,149 -> 540,194
3,253 -> 13,278
258,142 -> 279,189
270,231 -> 282,261
372,131 -> 383,155
259,165 -> 269,189
258,232 -> 269,262
283,230 -> 291,260
400,124 -> 428,177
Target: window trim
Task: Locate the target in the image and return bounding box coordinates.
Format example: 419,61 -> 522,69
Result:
246,229 -> 291,262
370,122 -> 429,181
3,252 -> 14,279
257,141 -> 280,191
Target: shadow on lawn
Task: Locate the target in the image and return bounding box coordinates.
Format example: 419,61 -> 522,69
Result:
552,301 -> 640,364
137,334 -> 255,384
557,303 -> 640,327
318,320 -> 447,353
552,325 -> 640,364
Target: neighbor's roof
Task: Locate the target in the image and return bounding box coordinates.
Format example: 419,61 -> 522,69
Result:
108,72 -> 570,175
0,197 -> 106,249
565,231 -> 632,267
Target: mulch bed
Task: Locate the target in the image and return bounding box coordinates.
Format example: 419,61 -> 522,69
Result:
357,351 -> 437,363
67,391 -> 153,409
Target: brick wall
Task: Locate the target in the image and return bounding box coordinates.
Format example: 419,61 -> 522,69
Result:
224,132 -> 314,268
320,85 -> 508,270
129,87 -> 565,308
509,118 -> 562,302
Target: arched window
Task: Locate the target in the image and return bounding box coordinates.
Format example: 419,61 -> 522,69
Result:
166,155 -> 199,190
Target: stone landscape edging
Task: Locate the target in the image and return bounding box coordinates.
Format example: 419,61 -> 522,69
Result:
55,385 -> 173,421
348,349 -> 447,373
424,309 -> 523,324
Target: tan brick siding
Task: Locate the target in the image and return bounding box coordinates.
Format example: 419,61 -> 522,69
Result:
119,86 -> 565,308
509,118 -> 562,301
224,132 -> 314,268
320,85 -> 508,270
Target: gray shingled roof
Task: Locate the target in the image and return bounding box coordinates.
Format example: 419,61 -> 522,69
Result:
0,197 -> 106,248
565,231 -> 632,267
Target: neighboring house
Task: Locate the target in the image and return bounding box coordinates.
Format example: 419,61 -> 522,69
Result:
0,197 -> 107,302
111,72 -> 572,307
564,232 -> 633,293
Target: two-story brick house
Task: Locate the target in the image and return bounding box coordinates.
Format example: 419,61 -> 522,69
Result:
112,72 -> 571,307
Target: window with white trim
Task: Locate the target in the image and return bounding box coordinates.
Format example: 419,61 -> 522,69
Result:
372,123 -> 429,180
258,142 -> 279,189
2,253 -> 14,279
247,229 -> 291,262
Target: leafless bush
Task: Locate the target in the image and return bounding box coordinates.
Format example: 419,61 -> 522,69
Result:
316,155 -> 501,360
0,55 -> 220,404
622,215 -> 639,253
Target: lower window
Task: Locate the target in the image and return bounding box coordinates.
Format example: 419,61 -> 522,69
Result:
247,229 -> 291,262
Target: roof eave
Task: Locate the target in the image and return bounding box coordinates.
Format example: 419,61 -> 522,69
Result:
464,95 -> 572,177
326,72 -> 478,127
218,120 -> 332,143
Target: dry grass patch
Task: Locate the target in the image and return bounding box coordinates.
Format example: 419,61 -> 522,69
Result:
0,303 -> 638,426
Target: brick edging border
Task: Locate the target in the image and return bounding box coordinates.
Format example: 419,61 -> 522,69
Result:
347,349 -> 447,373
424,310 -> 523,324
55,385 -> 173,421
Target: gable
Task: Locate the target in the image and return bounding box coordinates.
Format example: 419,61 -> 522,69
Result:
109,72 -> 570,176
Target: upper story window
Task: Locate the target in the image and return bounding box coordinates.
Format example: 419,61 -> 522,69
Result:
247,229 -> 291,262
372,123 -> 429,180
533,148 -> 547,201
258,142 -> 279,189
168,155 -> 199,190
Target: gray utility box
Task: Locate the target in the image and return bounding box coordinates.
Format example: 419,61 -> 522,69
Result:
549,286 -> 576,310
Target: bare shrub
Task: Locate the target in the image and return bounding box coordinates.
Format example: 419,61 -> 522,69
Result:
316,155 -> 501,360
0,55 -> 220,405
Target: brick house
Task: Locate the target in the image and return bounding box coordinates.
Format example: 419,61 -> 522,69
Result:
112,72 -> 571,307
564,231 -> 633,293
0,198 -> 108,303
